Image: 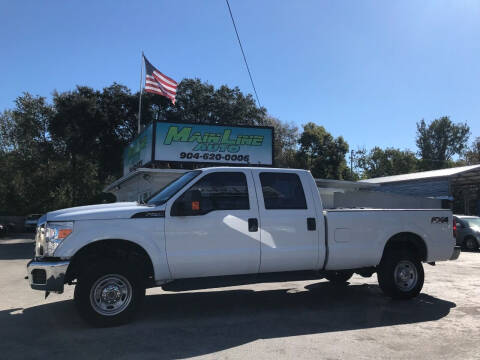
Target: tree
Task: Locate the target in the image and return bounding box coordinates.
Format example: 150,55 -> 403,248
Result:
261,116 -> 299,167
464,137 -> 480,165
297,122 -> 349,179
165,78 -> 266,126
354,147 -> 418,179
416,117 -> 470,170
0,94 -> 57,215
0,79 -> 292,215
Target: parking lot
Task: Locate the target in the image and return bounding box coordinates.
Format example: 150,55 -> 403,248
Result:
1,235 -> 479,360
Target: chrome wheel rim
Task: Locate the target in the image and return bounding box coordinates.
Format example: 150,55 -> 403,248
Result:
394,260 -> 418,292
90,274 -> 132,316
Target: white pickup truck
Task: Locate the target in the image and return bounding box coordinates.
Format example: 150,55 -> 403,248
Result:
27,167 -> 460,326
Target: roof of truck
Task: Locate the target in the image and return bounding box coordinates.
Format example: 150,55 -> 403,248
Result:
198,166 -> 310,172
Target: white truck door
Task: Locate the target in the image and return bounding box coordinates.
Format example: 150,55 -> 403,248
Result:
164,169 -> 261,278
252,170 -> 320,272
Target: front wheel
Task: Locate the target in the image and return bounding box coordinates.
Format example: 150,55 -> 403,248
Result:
74,262 -> 145,327
377,251 -> 424,299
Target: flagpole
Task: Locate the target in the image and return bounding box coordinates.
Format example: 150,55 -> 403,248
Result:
137,51 -> 144,134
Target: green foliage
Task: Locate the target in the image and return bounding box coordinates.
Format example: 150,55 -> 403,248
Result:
260,116 -> 299,167
0,80 -> 292,215
157,79 -> 267,126
464,137 -> 480,165
354,147 -> 418,179
416,116 -> 470,170
296,122 -> 349,179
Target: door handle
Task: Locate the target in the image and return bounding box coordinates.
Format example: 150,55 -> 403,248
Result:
248,218 -> 258,232
307,218 -> 316,231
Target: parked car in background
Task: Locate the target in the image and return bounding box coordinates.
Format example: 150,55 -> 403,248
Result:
454,215 -> 480,251
24,214 -> 41,232
0,222 -> 15,236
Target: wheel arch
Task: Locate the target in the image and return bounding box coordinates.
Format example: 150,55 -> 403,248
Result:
65,239 -> 155,286
381,232 -> 428,263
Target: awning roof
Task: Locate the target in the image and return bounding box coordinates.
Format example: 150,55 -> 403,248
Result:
103,168 -> 187,193
315,178 -> 378,189
360,164 -> 480,184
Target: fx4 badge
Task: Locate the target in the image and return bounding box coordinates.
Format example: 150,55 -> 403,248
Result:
431,216 -> 448,224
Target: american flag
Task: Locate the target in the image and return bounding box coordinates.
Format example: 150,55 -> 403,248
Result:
144,55 -> 178,104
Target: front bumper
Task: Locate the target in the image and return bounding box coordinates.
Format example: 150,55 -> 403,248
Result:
450,246 -> 461,261
26,259 -> 70,293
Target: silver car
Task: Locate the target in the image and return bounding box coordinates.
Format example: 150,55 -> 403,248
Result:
454,215 -> 480,251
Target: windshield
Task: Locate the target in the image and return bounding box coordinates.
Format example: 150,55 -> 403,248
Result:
146,170 -> 202,206
464,218 -> 480,228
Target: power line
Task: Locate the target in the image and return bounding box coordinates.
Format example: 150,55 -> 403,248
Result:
225,0 -> 262,108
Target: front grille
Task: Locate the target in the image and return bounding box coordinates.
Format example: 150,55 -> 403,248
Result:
32,269 -> 46,284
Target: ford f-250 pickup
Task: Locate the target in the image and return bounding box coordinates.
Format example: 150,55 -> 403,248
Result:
27,167 -> 460,326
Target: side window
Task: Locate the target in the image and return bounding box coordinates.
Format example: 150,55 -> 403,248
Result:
174,172 -> 249,215
260,172 -> 307,210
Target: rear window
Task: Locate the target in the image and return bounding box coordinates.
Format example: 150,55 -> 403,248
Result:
259,172 -> 307,210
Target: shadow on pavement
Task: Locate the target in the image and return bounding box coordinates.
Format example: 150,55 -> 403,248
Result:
0,241 -> 34,260
0,282 -> 455,359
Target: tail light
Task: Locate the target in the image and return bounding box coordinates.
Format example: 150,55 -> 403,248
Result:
453,218 -> 457,238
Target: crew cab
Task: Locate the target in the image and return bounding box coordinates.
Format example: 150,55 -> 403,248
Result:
27,167 -> 460,326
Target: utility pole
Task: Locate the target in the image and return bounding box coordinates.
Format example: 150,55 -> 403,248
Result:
350,149 -> 354,176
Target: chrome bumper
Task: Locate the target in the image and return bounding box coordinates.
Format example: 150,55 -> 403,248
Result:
450,246 -> 461,261
26,259 -> 70,293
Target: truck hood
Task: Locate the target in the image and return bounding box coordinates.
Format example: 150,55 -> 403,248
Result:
44,202 -> 160,221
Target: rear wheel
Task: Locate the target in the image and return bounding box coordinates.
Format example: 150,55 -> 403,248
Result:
464,236 -> 478,251
74,262 -> 145,327
325,270 -> 354,284
377,251 -> 424,299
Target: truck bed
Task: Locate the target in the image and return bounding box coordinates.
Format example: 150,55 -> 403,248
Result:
324,208 -> 454,270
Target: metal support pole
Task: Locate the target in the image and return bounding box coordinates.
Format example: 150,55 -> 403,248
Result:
350,149 -> 354,176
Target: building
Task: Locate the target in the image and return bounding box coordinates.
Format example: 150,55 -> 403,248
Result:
360,164 -> 480,215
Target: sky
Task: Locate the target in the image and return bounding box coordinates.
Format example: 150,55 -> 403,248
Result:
1,0 -> 479,154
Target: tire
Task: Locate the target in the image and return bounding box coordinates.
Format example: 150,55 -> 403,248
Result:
377,250 -> 424,300
325,270 -> 354,283
74,261 -> 145,327
463,237 -> 479,251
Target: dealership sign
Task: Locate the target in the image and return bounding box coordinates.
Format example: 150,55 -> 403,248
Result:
123,122 -> 273,175
123,124 -> 153,175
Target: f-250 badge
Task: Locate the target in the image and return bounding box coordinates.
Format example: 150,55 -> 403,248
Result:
431,216 -> 448,224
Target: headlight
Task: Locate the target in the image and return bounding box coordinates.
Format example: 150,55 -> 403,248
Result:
45,221 -> 73,256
